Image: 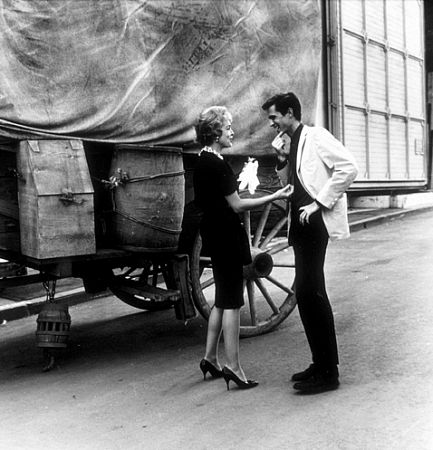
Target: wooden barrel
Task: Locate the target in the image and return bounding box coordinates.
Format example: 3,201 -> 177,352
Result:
110,145 -> 185,252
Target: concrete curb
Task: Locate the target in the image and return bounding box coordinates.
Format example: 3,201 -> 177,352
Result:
0,288 -> 110,324
1,205 -> 432,324
349,205 -> 433,232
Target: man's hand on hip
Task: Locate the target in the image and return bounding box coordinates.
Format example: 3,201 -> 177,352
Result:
299,201 -> 320,225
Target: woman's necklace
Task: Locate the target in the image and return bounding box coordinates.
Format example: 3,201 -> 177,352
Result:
199,146 -> 223,160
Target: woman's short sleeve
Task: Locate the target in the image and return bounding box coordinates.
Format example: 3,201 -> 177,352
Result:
219,161 -> 238,196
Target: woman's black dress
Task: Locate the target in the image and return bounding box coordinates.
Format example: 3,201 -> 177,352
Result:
193,151 -> 251,309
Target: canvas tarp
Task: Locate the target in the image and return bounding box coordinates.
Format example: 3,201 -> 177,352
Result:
0,0 -> 321,155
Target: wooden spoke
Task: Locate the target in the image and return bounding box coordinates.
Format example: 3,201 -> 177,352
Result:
260,216 -> 288,249
151,264 -> 159,286
253,203 -> 272,247
201,276 -> 215,290
265,239 -> 289,255
266,275 -> 294,295
247,280 -> 257,326
138,262 -> 151,282
123,267 -> 137,278
254,278 -> 279,314
243,211 -> 252,242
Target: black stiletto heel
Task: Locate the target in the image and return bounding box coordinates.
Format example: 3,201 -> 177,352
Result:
222,366 -> 259,390
200,359 -> 223,380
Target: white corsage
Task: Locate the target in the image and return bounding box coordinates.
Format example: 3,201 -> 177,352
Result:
238,157 -> 260,195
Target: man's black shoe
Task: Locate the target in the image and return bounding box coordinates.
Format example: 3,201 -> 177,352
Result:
291,364 -> 317,382
293,372 -> 339,394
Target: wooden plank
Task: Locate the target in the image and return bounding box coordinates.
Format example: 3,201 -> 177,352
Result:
111,279 -> 181,302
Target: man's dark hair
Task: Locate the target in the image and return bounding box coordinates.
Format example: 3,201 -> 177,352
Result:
261,92 -> 302,121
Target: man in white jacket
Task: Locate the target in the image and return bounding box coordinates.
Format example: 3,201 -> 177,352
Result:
262,92 -> 358,394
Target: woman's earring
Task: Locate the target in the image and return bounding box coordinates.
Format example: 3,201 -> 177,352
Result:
216,137 -> 219,143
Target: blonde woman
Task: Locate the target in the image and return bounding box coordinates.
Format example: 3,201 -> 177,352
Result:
194,106 -> 292,390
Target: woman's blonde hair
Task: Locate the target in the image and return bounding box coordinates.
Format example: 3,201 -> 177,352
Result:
195,106 -> 232,146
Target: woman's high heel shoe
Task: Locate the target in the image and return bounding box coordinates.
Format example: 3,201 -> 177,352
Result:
200,359 -> 223,380
222,366 -> 259,390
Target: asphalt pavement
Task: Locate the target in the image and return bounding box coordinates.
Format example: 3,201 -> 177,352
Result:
0,206 -> 433,449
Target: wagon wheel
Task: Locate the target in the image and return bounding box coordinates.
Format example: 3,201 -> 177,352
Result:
109,261 -> 174,311
190,189 -> 296,337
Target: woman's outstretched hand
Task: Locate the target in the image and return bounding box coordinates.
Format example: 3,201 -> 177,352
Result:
274,184 -> 293,200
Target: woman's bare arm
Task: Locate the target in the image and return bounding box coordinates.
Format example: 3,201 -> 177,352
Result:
225,184 -> 293,214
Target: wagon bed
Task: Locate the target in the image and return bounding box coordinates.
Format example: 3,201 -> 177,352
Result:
0,190 -> 297,338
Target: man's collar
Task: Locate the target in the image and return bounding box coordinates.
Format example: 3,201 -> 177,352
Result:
291,123 -> 303,141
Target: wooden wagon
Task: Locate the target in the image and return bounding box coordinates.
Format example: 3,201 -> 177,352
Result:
0,0 -> 323,370
0,138 -> 296,356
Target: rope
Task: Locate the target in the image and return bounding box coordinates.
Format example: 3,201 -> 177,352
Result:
93,169 -> 185,190
43,279 -> 57,303
113,209 -> 181,235
127,170 -> 185,183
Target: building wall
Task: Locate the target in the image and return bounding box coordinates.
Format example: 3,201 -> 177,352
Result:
325,0 -> 427,191
425,0 -> 433,187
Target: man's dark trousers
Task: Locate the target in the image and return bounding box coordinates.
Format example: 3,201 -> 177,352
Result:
291,211 -> 339,371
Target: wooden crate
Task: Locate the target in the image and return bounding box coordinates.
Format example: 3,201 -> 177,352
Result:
0,146 -> 20,252
17,140 -> 96,259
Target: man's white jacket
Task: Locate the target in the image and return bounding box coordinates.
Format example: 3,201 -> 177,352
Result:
276,125 -> 358,240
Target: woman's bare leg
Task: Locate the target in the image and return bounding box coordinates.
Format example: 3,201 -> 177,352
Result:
222,308 -> 247,381
204,306 -> 223,368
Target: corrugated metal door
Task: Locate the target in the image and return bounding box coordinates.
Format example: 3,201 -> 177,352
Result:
327,0 -> 426,189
